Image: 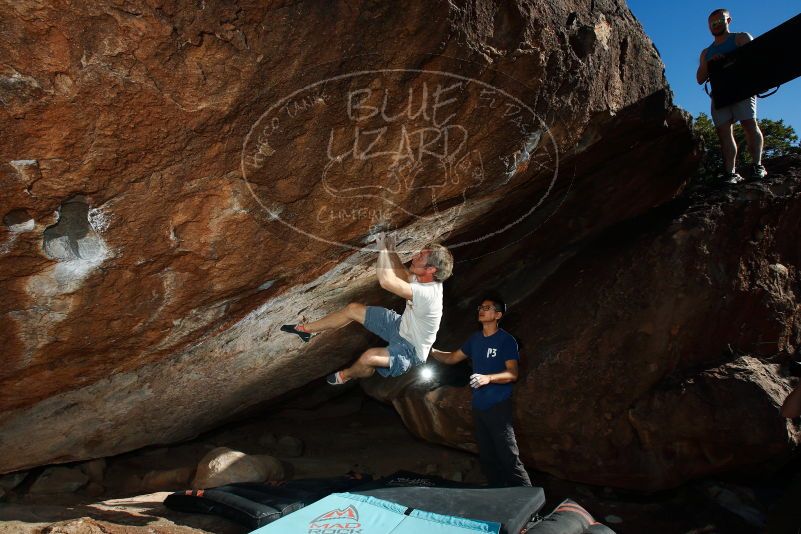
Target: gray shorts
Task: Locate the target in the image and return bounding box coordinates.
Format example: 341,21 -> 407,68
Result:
711,96 -> 756,126
364,306 -> 420,378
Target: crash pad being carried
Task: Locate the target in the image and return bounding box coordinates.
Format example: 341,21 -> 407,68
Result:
708,13 -> 801,109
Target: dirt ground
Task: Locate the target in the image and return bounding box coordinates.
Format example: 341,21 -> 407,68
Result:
0,386 -> 788,533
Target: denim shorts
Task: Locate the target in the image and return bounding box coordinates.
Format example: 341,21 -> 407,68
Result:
364,306 -> 420,377
711,96 -> 756,126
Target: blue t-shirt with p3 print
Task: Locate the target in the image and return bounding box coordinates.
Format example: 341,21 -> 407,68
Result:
461,329 -> 519,411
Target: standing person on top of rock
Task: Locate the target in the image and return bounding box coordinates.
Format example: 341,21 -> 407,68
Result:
696,8 -> 767,184
429,294 -> 532,488
281,233 -> 453,385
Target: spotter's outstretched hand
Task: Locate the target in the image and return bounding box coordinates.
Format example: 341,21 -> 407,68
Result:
470,373 -> 491,388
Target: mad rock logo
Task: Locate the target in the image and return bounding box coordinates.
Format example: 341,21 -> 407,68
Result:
242,66 -> 559,253
308,504 -> 361,534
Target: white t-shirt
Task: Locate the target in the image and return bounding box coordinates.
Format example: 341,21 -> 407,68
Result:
398,275 -> 443,361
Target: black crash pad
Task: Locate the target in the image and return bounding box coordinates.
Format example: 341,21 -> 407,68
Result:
709,13 -> 801,109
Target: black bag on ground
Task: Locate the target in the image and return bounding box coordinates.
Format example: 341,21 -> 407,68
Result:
523,499 -> 615,534
163,474 -> 370,529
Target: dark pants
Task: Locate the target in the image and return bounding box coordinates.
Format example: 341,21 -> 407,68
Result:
473,397 -> 532,487
766,471 -> 801,533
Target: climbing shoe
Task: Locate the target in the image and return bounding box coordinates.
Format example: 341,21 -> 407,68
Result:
280,324 -> 313,342
750,163 -> 768,180
724,172 -> 744,185
326,371 -> 349,385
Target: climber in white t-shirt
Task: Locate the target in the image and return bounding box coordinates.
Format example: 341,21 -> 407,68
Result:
281,234 -> 453,385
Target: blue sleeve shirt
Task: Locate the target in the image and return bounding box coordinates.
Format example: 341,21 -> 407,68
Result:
460,329 -> 519,411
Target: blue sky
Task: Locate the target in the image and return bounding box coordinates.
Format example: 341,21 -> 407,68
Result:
627,1 -> 801,134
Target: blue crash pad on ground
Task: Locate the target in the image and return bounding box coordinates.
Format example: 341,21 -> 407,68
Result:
249,492 -> 501,534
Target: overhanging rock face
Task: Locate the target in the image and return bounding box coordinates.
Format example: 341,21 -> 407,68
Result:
0,0 -> 694,474
364,158 -> 801,491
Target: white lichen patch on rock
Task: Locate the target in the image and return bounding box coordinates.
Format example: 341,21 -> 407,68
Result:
7,198 -> 111,368
88,207 -> 111,233
8,159 -> 42,185
9,247 -> 111,368
594,14 -> 613,51
8,219 -> 35,233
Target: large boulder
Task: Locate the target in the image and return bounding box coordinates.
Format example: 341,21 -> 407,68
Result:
0,0 -> 694,472
29,466 -> 89,494
364,157 -> 801,490
192,447 -> 283,488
